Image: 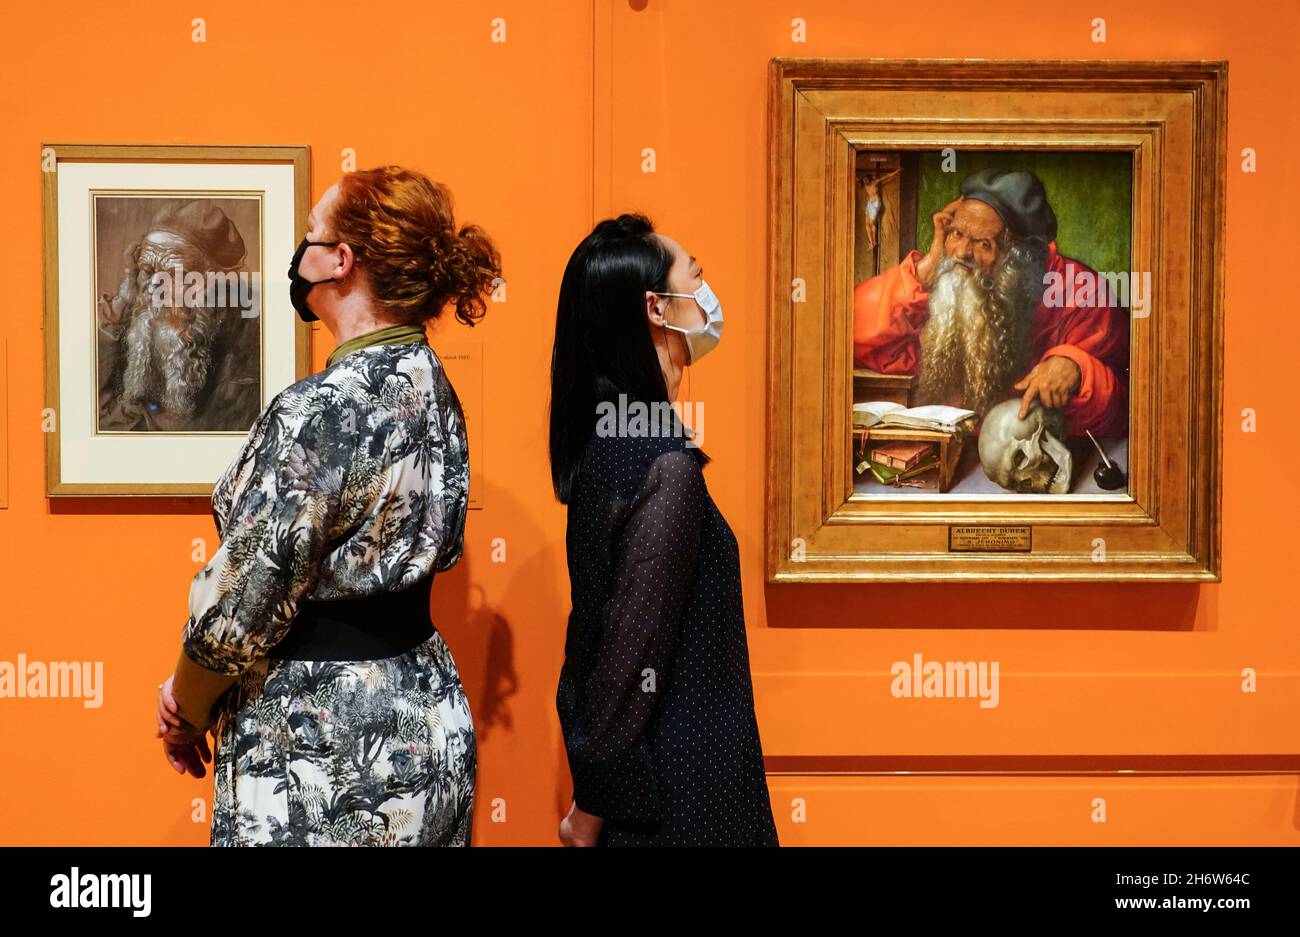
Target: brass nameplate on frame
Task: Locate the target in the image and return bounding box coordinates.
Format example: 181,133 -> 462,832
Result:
948,526 -> 1032,553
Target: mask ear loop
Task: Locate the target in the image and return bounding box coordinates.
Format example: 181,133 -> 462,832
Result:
662,295 -> 692,407
667,296 -> 694,439
654,295 -> 690,443
680,328 -> 692,427
654,292 -> 702,442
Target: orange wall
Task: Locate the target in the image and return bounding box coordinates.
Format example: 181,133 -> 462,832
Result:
1,0 -> 1297,845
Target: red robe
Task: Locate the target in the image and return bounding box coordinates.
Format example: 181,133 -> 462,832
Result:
852,243 -> 1129,437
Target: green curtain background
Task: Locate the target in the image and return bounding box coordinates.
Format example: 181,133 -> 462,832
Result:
915,151 -> 1132,274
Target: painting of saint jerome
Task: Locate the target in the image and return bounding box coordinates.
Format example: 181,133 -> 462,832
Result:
851,161 -> 1133,496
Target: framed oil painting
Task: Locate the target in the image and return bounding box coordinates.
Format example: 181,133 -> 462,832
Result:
42,144 -> 311,496
766,59 -> 1225,582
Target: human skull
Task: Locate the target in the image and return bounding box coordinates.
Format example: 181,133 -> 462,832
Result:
978,398 -> 1073,494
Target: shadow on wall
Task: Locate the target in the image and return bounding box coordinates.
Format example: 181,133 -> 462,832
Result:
431,475 -> 573,840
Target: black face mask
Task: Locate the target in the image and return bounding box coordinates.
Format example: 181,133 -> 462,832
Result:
287,237 -> 341,322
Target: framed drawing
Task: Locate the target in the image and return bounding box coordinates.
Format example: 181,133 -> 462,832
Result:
42,144 -> 311,496
766,59 -> 1225,582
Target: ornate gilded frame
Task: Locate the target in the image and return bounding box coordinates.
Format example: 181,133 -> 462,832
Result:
766,59 -> 1226,582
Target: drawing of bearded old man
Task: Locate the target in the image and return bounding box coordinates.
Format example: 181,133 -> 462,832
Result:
852,169 -> 1129,438
96,201 -> 261,432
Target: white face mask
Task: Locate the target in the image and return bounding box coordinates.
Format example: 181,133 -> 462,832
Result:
657,280 -> 723,365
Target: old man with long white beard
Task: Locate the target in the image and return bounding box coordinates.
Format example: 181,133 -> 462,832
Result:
97,201 -> 260,432
853,169 -> 1128,438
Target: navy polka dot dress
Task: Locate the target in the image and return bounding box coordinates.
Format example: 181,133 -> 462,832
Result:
556,421 -> 779,846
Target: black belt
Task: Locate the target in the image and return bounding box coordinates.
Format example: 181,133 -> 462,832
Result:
267,575 -> 436,662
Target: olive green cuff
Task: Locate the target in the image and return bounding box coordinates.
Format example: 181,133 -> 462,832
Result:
171,648 -> 239,733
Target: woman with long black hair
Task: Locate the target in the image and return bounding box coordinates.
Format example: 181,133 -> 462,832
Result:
549,213 -> 778,846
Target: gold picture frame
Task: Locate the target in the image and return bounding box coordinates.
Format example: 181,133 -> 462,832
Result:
765,59 -> 1225,582
42,143 -> 311,497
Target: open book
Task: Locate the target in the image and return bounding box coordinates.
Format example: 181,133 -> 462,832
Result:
852,401 -> 976,433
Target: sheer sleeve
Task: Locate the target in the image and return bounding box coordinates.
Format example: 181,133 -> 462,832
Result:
178,387 -> 352,694
568,449 -> 705,825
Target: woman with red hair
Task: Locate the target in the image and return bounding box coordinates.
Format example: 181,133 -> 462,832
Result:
154,167 -> 500,846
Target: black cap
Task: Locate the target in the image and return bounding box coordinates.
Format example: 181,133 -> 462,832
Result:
958,169 -> 1057,244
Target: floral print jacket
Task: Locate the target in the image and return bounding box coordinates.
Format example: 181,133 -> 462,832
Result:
181,339 -> 469,676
